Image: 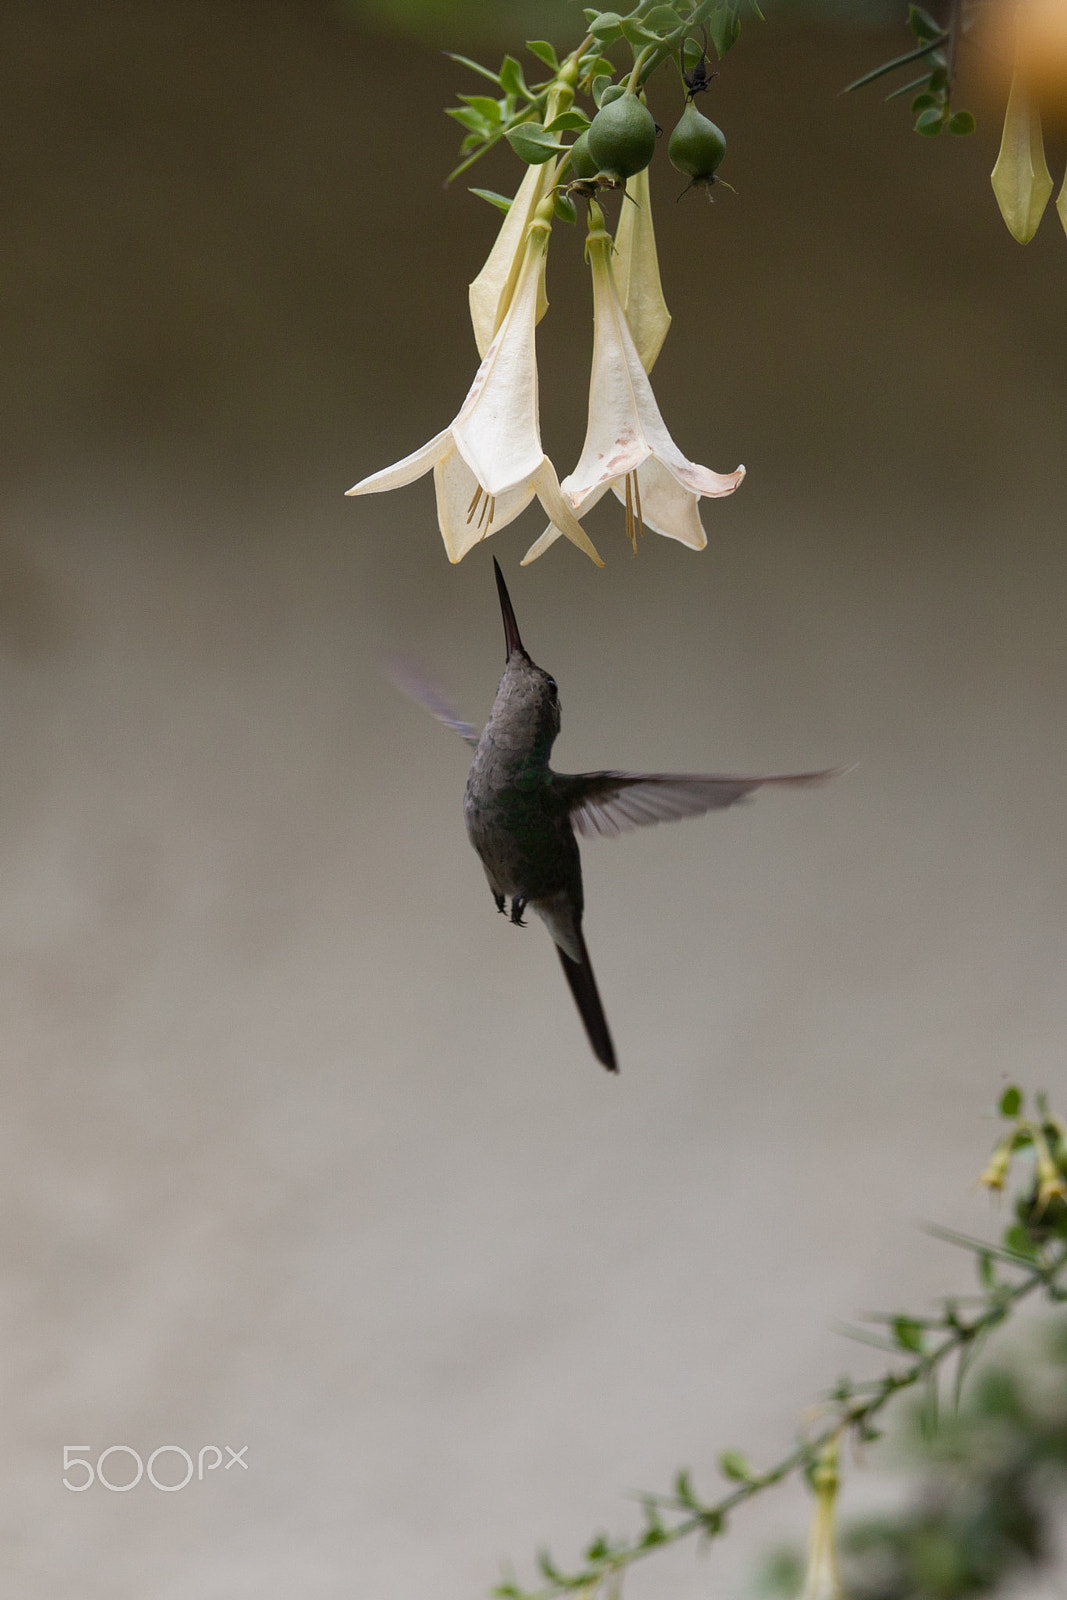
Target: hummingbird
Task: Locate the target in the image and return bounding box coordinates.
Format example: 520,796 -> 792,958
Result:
398,559 -> 841,1074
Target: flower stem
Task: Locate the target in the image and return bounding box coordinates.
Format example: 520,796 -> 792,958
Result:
499,1243 -> 1067,1600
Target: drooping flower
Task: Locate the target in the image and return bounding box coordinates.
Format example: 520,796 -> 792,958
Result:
347,201 -> 603,567
612,164 -> 671,373
468,158 -> 555,358
991,54 -> 1053,243
522,201 -> 743,564
799,1443 -> 845,1600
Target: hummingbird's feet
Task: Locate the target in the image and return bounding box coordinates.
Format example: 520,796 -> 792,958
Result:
494,893 -> 506,916
510,896 -> 528,927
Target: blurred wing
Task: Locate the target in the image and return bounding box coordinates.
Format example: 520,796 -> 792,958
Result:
560,769 -> 844,840
384,656 -> 479,748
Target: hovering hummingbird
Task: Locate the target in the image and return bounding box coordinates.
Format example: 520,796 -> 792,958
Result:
397,559 -> 841,1074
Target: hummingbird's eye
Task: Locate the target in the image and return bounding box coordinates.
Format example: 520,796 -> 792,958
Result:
546,676 -> 558,697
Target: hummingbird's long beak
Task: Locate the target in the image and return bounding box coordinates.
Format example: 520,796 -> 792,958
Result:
493,558 -> 525,660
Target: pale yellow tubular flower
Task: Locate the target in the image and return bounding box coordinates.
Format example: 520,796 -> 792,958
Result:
347,204 -> 603,567
978,1137 -> 1013,1191
991,56 -> 1053,242
799,1445 -> 845,1600
1033,1126 -> 1067,1212
467,65 -> 579,355
1058,170 -> 1067,241
468,159 -> 556,358
613,163 -> 671,373
522,202 -> 742,565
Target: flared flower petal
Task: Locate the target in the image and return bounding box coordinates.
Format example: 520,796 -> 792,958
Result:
523,202 -> 742,563
347,205 -> 603,567
432,449 -> 536,563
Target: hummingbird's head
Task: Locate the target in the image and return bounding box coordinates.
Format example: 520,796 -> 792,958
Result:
490,559 -> 562,755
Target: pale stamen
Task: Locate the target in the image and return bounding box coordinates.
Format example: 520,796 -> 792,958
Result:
477,491 -> 495,530
466,485 -> 483,525
632,469 -> 645,542
624,472 -> 637,555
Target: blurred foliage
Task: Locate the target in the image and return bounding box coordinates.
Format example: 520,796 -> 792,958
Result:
493,1087 -> 1067,1599
844,2 -> 981,137
765,1318 -> 1067,1600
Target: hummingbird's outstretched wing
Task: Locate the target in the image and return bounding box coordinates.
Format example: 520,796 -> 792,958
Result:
385,658 -> 479,748
558,769 -> 844,841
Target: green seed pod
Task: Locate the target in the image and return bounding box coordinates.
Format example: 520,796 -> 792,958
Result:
568,131 -> 598,182
586,92 -> 657,184
668,101 -> 726,182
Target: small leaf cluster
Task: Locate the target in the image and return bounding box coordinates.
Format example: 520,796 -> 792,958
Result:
489,1088 -> 1067,1600
445,45 -> 594,183
981,1085 -> 1067,1256
444,0 -> 759,190
767,1322 -> 1067,1600
844,3 -> 976,139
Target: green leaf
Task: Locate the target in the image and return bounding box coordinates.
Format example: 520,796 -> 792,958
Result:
505,122 -> 565,164
446,105 -> 492,135
526,40 -> 558,70
459,94 -> 503,123
709,4 -> 742,57
620,16 -> 659,46
643,4 -> 684,31
536,1550 -> 563,1584
885,71 -> 935,102
674,1467 -> 697,1506
469,187 -> 513,214
719,1448 -> 755,1482
908,4 -> 943,40
1003,1223 -> 1040,1259
545,109 -> 591,131
592,74 -> 615,108
499,55 -> 531,100
978,1249 -> 997,1290
1000,1086 -> 1024,1119
842,36 -> 947,95
911,91 -> 939,112
893,1315 -> 925,1352
552,189 -> 578,224
915,105 -> 945,135
581,52 -> 617,78
584,1534 -> 609,1562
682,36 -> 704,70
446,52 -> 502,87
588,11 -> 624,44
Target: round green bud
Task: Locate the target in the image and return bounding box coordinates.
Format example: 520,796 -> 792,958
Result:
586,92 -> 657,184
668,102 -> 726,182
568,131 -> 599,182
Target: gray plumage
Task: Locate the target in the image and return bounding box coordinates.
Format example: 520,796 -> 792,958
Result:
398,559 -> 842,1074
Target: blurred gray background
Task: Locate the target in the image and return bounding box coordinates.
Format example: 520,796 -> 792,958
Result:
2,2 -> 1066,1596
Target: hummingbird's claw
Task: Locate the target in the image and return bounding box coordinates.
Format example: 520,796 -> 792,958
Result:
510,896 -> 528,927
494,893 -> 506,916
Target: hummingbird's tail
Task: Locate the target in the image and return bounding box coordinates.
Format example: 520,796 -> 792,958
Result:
555,929 -> 617,1074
